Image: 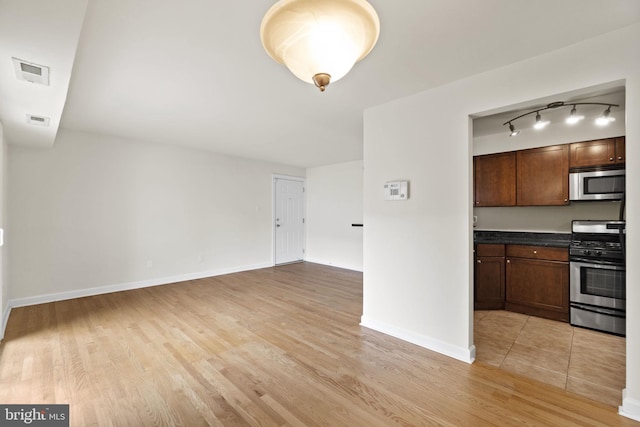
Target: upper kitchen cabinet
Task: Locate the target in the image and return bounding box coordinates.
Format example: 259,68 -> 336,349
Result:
474,152 -> 516,206
516,145 -> 569,206
569,136 -> 625,168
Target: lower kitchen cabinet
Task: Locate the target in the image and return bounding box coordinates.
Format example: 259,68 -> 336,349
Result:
474,244 -> 505,310
505,245 -> 569,322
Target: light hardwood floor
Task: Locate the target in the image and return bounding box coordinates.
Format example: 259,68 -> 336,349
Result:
0,262 -> 636,426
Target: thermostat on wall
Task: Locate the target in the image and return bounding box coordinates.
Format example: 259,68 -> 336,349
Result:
384,181 -> 409,200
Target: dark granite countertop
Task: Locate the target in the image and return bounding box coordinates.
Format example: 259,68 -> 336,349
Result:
474,230 -> 571,248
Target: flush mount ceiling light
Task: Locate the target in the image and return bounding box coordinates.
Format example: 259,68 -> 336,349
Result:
260,0 -> 380,92
503,101 -> 618,136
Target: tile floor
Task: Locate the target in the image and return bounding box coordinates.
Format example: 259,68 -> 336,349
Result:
474,310 -> 626,408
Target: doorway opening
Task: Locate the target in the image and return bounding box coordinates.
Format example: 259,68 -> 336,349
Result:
273,175 -> 306,265
470,82 -> 627,408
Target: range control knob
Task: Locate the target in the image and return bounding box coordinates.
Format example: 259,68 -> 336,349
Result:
584,250 -> 592,256
595,251 -> 602,257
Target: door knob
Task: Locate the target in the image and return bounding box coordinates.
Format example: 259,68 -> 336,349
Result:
276,224 -> 281,227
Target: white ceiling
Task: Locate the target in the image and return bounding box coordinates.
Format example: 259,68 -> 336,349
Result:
2,0 -> 640,167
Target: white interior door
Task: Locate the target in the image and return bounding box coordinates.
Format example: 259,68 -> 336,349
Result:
274,177 -> 305,265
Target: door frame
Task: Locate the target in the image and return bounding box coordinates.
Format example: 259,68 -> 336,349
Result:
272,174 -> 306,266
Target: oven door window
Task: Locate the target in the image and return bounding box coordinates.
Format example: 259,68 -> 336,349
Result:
581,266 -> 625,299
584,174 -> 625,195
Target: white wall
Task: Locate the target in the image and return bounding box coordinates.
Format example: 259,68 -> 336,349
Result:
0,122 -> 7,340
306,160 -> 363,271
474,203 -> 621,233
7,129 -> 303,305
363,23 -> 640,421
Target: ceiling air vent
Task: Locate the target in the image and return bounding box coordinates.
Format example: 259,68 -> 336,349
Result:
12,57 -> 49,85
26,114 -> 50,127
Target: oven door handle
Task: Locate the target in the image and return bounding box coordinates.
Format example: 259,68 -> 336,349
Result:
571,303 -> 626,318
569,259 -> 626,269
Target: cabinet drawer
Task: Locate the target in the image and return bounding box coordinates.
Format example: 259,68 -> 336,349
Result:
476,244 -> 505,257
506,245 -> 568,261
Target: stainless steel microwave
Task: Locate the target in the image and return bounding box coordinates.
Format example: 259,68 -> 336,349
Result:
569,169 -> 625,201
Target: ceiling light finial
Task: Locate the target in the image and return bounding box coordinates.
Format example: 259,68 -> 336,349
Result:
313,73 -> 331,92
260,0 -> 380,92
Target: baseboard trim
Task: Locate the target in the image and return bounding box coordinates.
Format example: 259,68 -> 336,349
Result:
360,316 -> 475,364
620,389 -> 640,422
7,262 -> 273,309
304,257 -> 363,272
0,304 -> 11,341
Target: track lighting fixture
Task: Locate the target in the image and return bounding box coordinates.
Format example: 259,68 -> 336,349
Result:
503,101 -> 618,136
565,105 -> 584,124
595,106 -> 616,126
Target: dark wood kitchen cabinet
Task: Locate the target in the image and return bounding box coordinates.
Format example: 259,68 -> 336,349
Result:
474,152 -> 516,206
569,136 -> 625,168
505,245 -> 569,322
474,244 -> 505,310
516,145 -> 569,206
616,137 -> 626,164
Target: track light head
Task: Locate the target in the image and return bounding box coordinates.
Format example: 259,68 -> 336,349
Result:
533,112 -> 549,129
508,123 -> 520,136
566,105 -> 584,124
595,106 -> 616,126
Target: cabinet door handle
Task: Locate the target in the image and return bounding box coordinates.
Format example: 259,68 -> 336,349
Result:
533,250 -> 537,254
610,157 -> 614,161
477,260 -> 481,264
506,259 -> 510,264
618,156 -> 623,160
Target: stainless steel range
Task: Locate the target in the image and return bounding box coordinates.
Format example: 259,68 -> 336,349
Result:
570,220 -> 626,336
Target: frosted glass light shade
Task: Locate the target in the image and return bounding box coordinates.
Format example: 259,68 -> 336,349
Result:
260,0 -> 380,91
